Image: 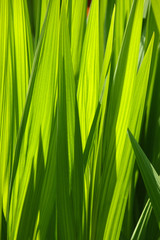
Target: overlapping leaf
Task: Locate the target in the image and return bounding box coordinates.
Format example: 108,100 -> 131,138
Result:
0,0 -> 33,222
56,2 -> 76,239
8,0 -> 59,239
77,0 -> 99,151
128,130 -> 160,228
71,0 -> 87,79
92,1 -> 153,239
0,0 -> 159,239
130,200 -> 152,240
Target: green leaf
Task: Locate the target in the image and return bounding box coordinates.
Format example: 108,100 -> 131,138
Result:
103,32 -> 154,240
130,200 -> 152,240
71,0 -> 87,78
151,0 -> 160,33
77,0 -> 99,150
114,0 -> 132,64
37,109 -> 57,239
16,131 -> 45,239
0,1 -> 12,223
0,0 -> 33,220
56,1 -> 76,239
128,129 -> 160,227
92,0 -> 145,238
84,6 -> 116,238
99,0 -> 108,71
1,0 -> 160,238
99,5 -> 116,101
12,0 -> 33,124
142,5 -> 160,169
8,0 -> 59,238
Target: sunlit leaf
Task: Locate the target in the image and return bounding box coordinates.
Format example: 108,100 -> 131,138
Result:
151,0 -> 160,33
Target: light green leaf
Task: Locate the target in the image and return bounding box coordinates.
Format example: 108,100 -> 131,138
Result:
99,5 -> 116,101
77,0 -> 99,150
71,0 -> 87,78
35,0 -> 49,47
114,0 -> 133,64
0,1 -> 12,222
99,0 -> 108,71
92,0 -> 145,238
0,0 -> 33,220
12,0 -> 33,124
16,131 -> 45,239
103,33 -> 154,240
8,0 -> 59,238
151,0 -> 160,33
85,6 -> 116,238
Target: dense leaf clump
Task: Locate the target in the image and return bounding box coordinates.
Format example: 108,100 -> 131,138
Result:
0,0 -> 160,239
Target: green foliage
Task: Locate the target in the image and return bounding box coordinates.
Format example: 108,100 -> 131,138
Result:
0,0 -> 160,239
